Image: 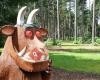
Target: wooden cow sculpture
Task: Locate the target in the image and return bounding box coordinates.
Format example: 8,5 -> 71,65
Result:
0,6 -> 51,80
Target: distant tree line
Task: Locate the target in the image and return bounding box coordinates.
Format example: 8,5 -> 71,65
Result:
0,0 -> 100,47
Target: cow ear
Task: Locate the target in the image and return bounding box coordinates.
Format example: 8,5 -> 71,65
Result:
38,28 -> 48,36
0,25 -> 15,36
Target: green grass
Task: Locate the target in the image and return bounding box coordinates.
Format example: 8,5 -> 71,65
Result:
0,48 -> 3,54
49,50 -> 100,74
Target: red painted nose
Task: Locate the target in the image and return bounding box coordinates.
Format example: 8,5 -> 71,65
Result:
29,48 -> 43,61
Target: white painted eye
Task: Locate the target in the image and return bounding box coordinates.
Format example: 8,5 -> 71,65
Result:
32,52 -> 37,56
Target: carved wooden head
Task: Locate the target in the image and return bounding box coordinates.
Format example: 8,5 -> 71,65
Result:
0,6 -> 49,72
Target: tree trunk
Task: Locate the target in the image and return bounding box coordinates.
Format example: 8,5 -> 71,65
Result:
68,1 -> 71,40
74,0 -> 77,43
57,0 -> 60,40
92,0 -> 95,44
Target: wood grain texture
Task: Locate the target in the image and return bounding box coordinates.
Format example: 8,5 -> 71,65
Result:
0,26 -> 51,80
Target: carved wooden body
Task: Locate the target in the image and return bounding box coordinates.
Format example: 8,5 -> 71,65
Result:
0,7 -> 51,80
0,53 -> 42,80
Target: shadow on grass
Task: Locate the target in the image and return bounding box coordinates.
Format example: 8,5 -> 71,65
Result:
61,44 -> 100,46
61,45 -> 88,46
50,54 -> 100,74
49,48 -> 100,53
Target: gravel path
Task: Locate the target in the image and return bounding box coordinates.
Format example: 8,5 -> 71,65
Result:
50,68 -> 100,80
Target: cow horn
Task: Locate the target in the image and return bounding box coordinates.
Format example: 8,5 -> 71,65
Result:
16,6 -> 27,26
26,9 -> 39,24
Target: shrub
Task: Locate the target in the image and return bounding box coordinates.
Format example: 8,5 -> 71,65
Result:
96,37 -> 100,44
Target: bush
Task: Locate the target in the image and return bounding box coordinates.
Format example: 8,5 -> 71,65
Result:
96,37 -> 100,44
52,39 -> 61,46
45,39 -> 61,46
0,35 -> 6,48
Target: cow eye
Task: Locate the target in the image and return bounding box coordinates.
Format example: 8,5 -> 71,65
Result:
25,28 -> 34,39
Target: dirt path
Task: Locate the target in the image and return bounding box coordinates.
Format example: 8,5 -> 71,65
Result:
50,68 -> 100,80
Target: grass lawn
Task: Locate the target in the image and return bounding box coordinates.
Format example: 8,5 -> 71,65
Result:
1,42 -> 100,74
49,50 -> 100,74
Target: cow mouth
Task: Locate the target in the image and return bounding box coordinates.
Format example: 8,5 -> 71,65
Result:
16,46 -> 49,63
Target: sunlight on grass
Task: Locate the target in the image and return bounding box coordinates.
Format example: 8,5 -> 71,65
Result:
49,51 -> 100,74
61,44 -> 100,50
50,51 -> 100,60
